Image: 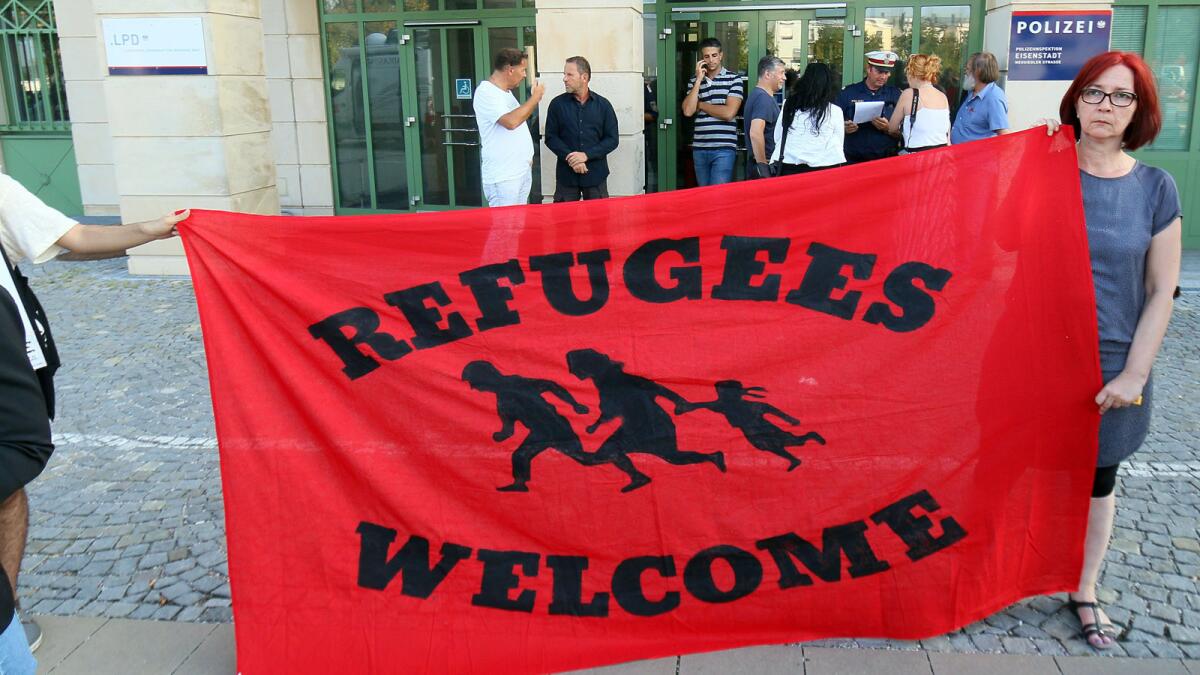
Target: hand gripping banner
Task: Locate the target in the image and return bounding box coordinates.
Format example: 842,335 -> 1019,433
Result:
180,128 -> 1100,674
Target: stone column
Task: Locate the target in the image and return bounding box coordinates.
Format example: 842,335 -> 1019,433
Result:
983,0 -> 1113,131
535,0 -> 645,198
54,0 -> 120,216
263,0 -> 334,215
94,0 -> 277,275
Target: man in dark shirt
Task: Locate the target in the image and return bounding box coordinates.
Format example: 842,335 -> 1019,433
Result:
743,55 -> 785,179
835,50 -> 902,164
544,56 -> 619,202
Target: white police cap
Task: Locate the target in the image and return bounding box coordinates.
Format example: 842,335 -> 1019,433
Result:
866,51 -> 899,69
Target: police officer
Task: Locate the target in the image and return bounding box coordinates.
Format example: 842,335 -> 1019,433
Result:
835,51 -> 902,164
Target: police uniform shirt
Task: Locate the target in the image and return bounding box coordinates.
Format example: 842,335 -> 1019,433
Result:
835,79 -> 901,162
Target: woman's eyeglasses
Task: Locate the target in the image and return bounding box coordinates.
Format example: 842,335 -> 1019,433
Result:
1080,88 -> 1138,107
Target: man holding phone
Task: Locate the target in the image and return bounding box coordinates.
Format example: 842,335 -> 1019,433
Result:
681,38 -> 744,186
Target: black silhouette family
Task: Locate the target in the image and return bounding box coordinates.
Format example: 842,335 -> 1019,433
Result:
462,349 -> 825,493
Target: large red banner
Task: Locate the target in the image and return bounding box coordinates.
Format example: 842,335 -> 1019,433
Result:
181,128 -> 1100,674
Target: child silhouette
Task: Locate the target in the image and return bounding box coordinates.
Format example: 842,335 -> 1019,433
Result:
683,380 -> 824,471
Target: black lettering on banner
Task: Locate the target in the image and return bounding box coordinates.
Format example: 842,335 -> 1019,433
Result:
546,555 -> 610,617
384,282 -> 474,349
862,262 -> 953,332
712,236 -> 791,301
308,308 -> 413,380
756,522 -> 890,588
870,489 -> 968,561
354,522 -> 471,597
471,549 -> 540,613
785,243 -> 876,320
682,545 -> 763,603
528,250 -> 612,316
623,238 -> 702,304
459,259 -> 527,331
611,555 -> 680,617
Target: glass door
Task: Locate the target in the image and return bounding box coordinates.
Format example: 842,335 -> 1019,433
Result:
660,9 -> 847,190
323,12 -> 536,213
667,13 -> 754,191
325,21 -> 417,211
406,19 -> 537,210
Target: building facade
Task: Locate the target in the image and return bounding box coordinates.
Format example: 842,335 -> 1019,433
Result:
0,0 -> 1195,274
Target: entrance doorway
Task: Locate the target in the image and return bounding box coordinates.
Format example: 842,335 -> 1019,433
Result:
658,8 -> 848,190
649,1 -> 978,192
323,17 -> 537,212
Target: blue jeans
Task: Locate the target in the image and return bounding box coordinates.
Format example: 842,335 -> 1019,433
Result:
0,612 -> 35,675
693,148 -> 736,186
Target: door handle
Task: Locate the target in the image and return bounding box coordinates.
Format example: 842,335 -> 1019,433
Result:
658,117 -> 673,129
406,116 -> 416,126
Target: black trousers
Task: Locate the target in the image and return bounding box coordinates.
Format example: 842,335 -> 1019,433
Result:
553,182 -> 609,202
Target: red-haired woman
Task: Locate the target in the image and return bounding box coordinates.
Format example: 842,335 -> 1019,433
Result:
1044,51 -> 1182,650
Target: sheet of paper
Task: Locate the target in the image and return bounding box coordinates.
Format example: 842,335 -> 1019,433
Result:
852,100 -> 885,124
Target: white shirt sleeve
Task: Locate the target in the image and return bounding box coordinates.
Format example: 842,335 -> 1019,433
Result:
0,174 -> 77,264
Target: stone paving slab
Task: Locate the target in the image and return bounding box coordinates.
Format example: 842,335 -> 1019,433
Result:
1055,655 -> 1192,674
678,644 -> 806,673
803,646 -> 932,674
30,615 -> 106,673
174,623 -> 235,675
41,617 -> 217,675
15,256 -> 1200,660
927,652 -> 1058,675
26,615 -> 1200,674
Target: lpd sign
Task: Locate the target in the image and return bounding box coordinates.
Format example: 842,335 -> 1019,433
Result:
101,17 -> 208,76
1008,10 -> 1111,80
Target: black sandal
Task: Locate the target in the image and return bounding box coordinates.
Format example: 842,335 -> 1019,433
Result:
1066,598 -> 1117,650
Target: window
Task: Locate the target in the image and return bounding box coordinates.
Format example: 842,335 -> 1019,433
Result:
1110,5 -> 1147,54
1148,6 -> 1199,150
0,0 -> 68,130
919,5 -> 971,104
865,7 -> 913,89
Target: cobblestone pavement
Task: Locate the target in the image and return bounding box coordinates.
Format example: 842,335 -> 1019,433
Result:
16,255 -> 1200,659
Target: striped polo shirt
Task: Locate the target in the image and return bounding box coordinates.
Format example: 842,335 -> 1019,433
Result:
686,67 -> 745,149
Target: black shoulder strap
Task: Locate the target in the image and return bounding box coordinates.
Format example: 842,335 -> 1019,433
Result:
906,88 -> 921,151
0,244 -> 59,417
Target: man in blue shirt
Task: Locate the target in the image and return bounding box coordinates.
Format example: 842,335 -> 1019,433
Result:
544,56 -> 619,201
835,51 -> 902,164
951,52 -> 1010,144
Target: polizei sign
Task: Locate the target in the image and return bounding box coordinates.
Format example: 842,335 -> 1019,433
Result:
1009,10 -> 1112,80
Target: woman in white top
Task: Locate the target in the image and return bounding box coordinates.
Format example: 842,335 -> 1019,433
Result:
888,54 -> 951,153
770,62 -> 846,174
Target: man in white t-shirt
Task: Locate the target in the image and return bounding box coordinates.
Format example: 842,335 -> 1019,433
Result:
0,172 -> 187,655
473,48 -> 545,207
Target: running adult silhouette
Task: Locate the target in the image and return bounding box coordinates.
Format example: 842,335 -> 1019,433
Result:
683,379 -> 825,471
463,360 -> 596,492
566,349 -> 726,492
